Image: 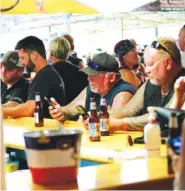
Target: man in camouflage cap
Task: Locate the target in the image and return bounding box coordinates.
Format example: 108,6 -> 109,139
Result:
1,51 -> 29,106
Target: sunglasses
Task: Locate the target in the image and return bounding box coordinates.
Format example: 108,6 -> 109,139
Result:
87,60 -> 117,72
151,41 -> 175,61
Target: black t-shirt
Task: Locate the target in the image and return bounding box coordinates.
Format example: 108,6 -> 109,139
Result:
1,77 -> 29,104
27,65 -> 65,118
53,61 -> 88,105
67,55 -> 82,67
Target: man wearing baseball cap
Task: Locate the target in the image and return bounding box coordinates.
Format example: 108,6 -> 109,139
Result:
1,51 -> 29,107
48,52 -> 136,122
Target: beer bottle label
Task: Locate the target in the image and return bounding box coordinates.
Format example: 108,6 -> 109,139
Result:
90,102 -> 96,110
100,98 -> 106,106
34,112 -> 39,124
100,118 -> 109,132
89,122 -> 100,137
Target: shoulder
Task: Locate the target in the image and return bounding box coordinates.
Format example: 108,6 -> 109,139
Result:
117,80 -> 136,94
68,56 -> 82,66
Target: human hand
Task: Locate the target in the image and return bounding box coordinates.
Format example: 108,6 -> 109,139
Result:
48,97 -> 65,122
174,76 -> 185,99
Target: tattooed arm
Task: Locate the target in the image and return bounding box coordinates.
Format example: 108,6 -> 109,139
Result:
109,82 -> 149,131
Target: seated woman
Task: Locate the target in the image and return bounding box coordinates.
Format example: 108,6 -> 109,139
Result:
114,39 -> 146,89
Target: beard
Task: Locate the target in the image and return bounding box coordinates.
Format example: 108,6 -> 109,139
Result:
2,75 -> 18,84
26,57 -> 35,73
149,79 -> 160,86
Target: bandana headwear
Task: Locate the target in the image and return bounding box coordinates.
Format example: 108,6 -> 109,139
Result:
114,39 -> 135,57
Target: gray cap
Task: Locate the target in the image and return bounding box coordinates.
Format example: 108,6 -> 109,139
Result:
80,52 -> 119,76
1,51 -> 23,70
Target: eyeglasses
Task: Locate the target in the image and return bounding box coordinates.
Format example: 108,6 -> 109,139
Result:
151,41 -> 175,61
87,60 -> 116,72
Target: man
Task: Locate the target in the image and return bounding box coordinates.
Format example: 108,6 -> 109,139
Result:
1,51 -> 29,107
49,37 -> 88,105
3,36 -> 65,118
63,34 -> 85,68
49,52 -> 136,121
109,36 -> 185,132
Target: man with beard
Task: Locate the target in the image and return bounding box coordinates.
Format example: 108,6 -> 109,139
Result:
1,51 -> 29,107
2,36 -> 65,118
109,36 -> 185,132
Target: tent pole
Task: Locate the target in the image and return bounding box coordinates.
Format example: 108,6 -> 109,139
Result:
155,27 -> 158,38
121,17 -> 123,40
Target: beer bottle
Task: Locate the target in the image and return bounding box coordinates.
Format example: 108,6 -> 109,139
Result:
99,96 -> 110,136
167,112 -> 182,174
88,98 -> 100,141
34,92 -> 44,127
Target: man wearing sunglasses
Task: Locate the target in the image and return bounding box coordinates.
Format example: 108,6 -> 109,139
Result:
48,52 -> 136,121
1,51 -> 29,107
109,36 -> 185,132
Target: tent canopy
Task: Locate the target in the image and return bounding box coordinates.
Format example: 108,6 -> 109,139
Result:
0,0 -> 98,14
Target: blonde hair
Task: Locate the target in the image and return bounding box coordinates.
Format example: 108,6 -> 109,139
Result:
50,37 -> 70,60
156,36 -> 181,66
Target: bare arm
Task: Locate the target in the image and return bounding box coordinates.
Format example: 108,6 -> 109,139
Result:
119,69 -> 141,89
110,81 -> 146,118
3,100 -> 35,118
111,91 -> 133,110
49,88 -> 86,121
109,82 -> 148,132
3,101 -> 20,107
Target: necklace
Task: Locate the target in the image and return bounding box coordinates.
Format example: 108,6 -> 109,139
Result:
161,87 -> 170,97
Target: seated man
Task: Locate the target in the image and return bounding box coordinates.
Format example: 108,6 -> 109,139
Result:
109,36 -> 185,132
1,51 -> 29,107
2,36 -> 65,118
49,37 -> 88,105
48,52 -> 136,121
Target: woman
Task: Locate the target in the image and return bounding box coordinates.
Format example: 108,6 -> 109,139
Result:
114,39 -> 146,89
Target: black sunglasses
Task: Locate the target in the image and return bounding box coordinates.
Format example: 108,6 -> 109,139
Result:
151,41 -> 175,61
87,60 -> 117,72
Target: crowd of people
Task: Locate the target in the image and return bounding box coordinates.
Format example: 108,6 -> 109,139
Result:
1,25 -> 185,189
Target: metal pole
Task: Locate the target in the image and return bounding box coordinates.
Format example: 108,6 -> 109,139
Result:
121,17 -> 123,40
155,27 -> 158,38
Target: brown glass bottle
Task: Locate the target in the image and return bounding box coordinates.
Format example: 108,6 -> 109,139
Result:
88,98 -> 100,141
34,92 -> 44,127
167,112 -> 180,174
99,96 -> 110,136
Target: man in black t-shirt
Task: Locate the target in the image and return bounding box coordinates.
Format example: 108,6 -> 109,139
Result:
3,36 -> 65,118
1,51 -> 29,107
63,34 -> 85,68
49,37 -> 88,105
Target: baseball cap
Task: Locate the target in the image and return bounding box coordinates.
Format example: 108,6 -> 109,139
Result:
80,52 -> 119,76
1,51 -> 23,70
114,39 -> 135,57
